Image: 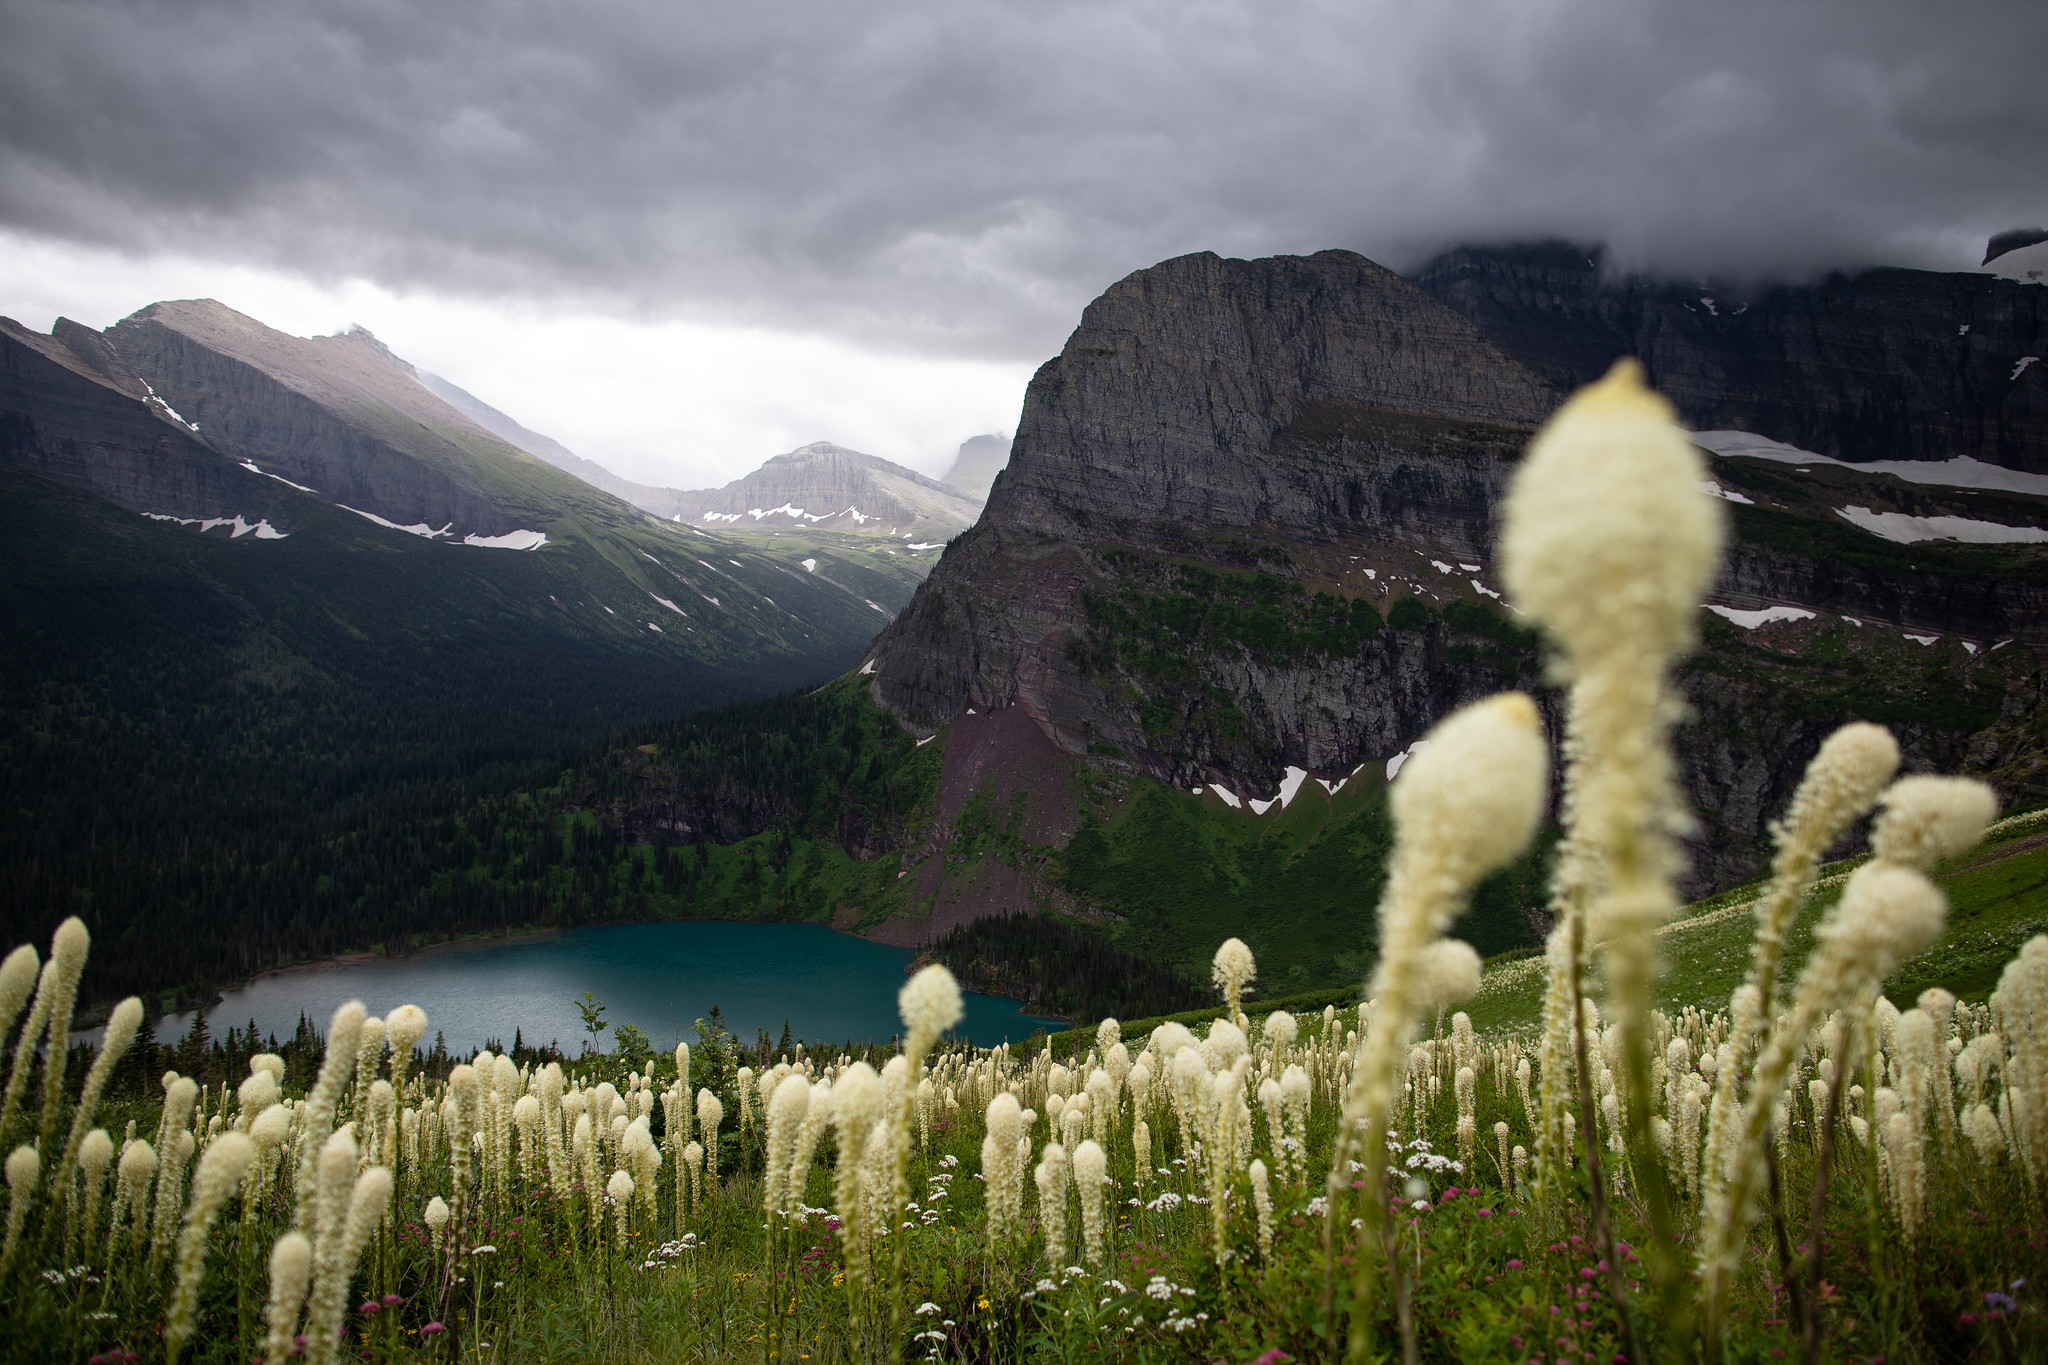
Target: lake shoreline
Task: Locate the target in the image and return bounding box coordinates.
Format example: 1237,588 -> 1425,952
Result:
96,920 -> 1063,1053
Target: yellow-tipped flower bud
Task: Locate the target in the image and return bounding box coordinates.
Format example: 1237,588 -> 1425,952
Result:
1501,359 -> 1725,673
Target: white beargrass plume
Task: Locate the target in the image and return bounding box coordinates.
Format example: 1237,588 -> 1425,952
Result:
292,1002 -> 366,1235
1250,1158 -> 1275,1260
785,1078 -> 833,1214
535,1064 -> 570,1200
0,959 -> 55,1152
1700,724 -> 1899,1218
696,1088 -> 724,1181
1455,1066 -> 1478,1172
1265,1010 -> 1298,1070
673,1042 -> 692,1144
382,1005 -> 428,1094
150,1078 -> 200,1267
1327,693 -> 1547,1285
1700,855 -> 1964,1323
260,1231 -> 313,1365
1871,777 -> 2002,871
1887,1007 -> 1937,1241
1965,1103 -> 2005,1163
112,1138 -> 156,1257
237,1067 -> 281,1132
423,1195 -> 450,1253
606,1169 -> 634,1243
1072,1138 -> 1108,1265
1917,987 -> 1959,1142
349,1015 -> 385,1121
296,1131 -> 358,1365
1994,935 -> 2048,1190
445,1063 -> 481,1234
247,1104 -> 291,1210
0,945 -> 36,1049
1,1144 -> 37,1274
981,1092 -> 1023,1244
762,1074 -> 810,1216
1503,362 -> 1725,1254
56,995 -> 142,1198
1034,1142 -> 1068,1270
33,917 -> 91,1155
1214,939 -> 1257,1029
1280,1064 -> 1311,1186
303,1158 -> 391,1365
681,1140 -> 703,1215
74,1128 -> 115,1261
165,1131 -> 256,1363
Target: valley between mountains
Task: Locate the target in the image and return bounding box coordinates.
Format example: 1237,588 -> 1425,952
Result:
4,238 -> 2046,1028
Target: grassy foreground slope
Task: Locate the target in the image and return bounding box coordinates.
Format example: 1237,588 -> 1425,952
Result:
1463,804 -> 2048,1032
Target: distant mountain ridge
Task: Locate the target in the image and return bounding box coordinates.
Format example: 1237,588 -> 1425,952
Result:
415,369 -> 990,542
1410,239 -> 2047,471
664,441 -> 982,540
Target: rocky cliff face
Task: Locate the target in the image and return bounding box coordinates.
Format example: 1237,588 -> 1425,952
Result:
863,247 -> 2048,896
0,317 -> 285,523
663,442 -> 982,540
1411,241 -> 2048,472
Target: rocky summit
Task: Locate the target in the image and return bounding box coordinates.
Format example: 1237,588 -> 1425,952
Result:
860,246 -> 2048,897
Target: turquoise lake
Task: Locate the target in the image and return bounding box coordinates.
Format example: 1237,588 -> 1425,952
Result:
149,922 -> 1061,1054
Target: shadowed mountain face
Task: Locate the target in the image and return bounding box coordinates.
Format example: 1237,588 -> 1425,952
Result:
856,246 -> 2048,898
1410,241 -> 2048,473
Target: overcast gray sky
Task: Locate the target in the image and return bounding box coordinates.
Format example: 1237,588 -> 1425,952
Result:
4,0 -> 2043,484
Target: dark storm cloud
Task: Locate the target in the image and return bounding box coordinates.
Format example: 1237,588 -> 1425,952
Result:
3,0 -> 2043,358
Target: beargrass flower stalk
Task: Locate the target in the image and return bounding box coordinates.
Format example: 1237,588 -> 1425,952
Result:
237,1068 -> 280,1132
73,1127 -> 114,1263
349,1016 -> 384,1123
164,1132 -> 255,1363
293,1003 -> 366,1235
55,995 -> 141,1202
1701,857 -> 1962,1334
1034,1142 -> 1068,1269
885,967 -> 962,1333
696,1088 -> 723,1180
786,1079 -> 833,1214
260,1232 -> 313,1365
0,1144 -> 37,1275
303,1161 -> 390,1365
981,1091 -> 1022,1244
1214,939 -> 1256,1030
762,1075 -> 810,1216
606,1170 -> 634,1243
1249,1158 -> 1276,1262
1323,694 -> 1547,1361
113,1138 -> 155,1257
0,945 -> 35,1048
1995,936 -> 2048,1196
445,1062 -> 480,1226
1073,1138 -> 1107,1265
0,960 -> 55,1153
150,1078 -> 200,1267
31,917 -> 91,1157
1502,361 -> 1726,1337
1888,1008 -> 1937,1242
423,1195 -> 449,1254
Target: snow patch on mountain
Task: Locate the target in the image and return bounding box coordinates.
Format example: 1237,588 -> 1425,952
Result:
1835,506 -> 2048,545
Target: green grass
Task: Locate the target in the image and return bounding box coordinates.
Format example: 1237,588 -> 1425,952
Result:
1464,805 -> 2048,1033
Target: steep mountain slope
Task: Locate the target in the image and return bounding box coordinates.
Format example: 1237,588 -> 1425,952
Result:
1410,240 -> 2048,471
0,301 -> 918,999
940,434 -> 1011,502
857,247 -> 2048,901
411,368 -> 939,611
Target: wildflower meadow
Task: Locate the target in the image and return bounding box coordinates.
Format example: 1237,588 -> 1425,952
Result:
2,363 -> 2044,1364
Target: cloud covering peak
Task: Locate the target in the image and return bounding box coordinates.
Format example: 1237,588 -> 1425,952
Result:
2,0 -> 2044,366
